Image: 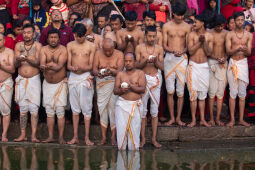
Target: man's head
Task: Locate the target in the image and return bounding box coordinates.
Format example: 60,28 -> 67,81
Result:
208,0 -> 217,9
143,10 -> 156,27
193,14 -> 205,31
22,24 -> 35,42
172,2 -> 186,24
51,9 -> 63,23
47,28 -> 61,48
73,23 -> 87,43
233,12 -> 245,29
213,14 -> 226,32
0,33 -> 5,48
227,16 -> 235,31
0,22 -> 5,34
81,18 -> 93,34
245,23 -> 254,32
103,38 -> 115,57
145,26 -> 157,46
110,14 -> 123,33
69,12 -> 81,27
125,11 -> 137,31
23,17 -> 33,26
32,0 -> 41,11
103,24 -> 112,37
13,20 -> 23,36
246,0 -> 254,9
124,53 -> 135,71
97,14 -> 108,29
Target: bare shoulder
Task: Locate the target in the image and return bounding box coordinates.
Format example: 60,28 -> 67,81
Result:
87,40 -> 96,49
117,70 -> 124,77
41,45 -> 48,52
182,22 -> 191,31
5,47 -> 14,55
188,31 -> 195,38
245,31 -> 253,38
136,43 -> 144,49
115,49 -> 124,56
226,30 -> 234,37
67,41 -> 75,48
34,41 -> 42,48
136,29 -> 144,35
136,69 -> 145,75
155,44 -> 163,51
59,45 -> 67,52
15,42 -> 22,49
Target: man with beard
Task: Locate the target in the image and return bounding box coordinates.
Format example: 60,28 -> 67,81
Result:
93,38 -> 124,146
225,12 -> 253,127
187,14 -> 213,127
0,33 -> 15,142
208,14 -> 228,126
117,11 -> 144,54
162,3 -> 191,126
67,24 -> 96,146
114,53 -> 146,150
40,28 -> 68,144
14,24 -> 42,142
135,26 -> 163,148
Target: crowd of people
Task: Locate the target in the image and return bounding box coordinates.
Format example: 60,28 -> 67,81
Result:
0,0 -> 255,151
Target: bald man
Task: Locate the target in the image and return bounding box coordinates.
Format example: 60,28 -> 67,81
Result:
67,24 -> 96,146
93,38 -> 124,146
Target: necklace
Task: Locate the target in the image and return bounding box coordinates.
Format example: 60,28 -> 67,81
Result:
234,30 -> 244,39
145,44 -> 155,55
24,41 -> 34,56
49,46 -> 59,61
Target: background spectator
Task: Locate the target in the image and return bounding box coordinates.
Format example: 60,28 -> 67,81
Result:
0,22 -> 14,49
244,0 -> 255,24
68,12 -> 81,27
49,0 -> 69,25
202,0 -> 218,29
149,0 -> 171,23
66,0 -> 90,19
0,0 -> 11,25
11,0 -> 30,21
32,0 -> 49,30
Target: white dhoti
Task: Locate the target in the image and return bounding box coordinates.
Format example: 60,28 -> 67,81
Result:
208,59 -> 227,99
116,151 -> 140,170
227,58 -> 249,99
96,76 -> 117,130
15,74 -> 41,114
115,97 -> 142,150
0,77 -> 13,116
43,78 -> 68,118
142,70 -> 162,118
68,72 -> 94,119
164,52 -> 188,97
187,61 -> 210,101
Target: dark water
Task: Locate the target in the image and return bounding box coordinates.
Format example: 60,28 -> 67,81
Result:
0,145 -> 255,170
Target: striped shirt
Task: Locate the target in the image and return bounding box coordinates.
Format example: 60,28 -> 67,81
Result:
49,3 -> 69,26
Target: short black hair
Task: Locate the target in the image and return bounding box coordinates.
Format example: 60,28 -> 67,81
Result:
227,16 -> 234,24
156,21 -> 164,28
143,10 -> 156,20
110,14 -> 124,24
233,12 -> 245,20
32,0 -> 41,6
72,23 -> 87,37
245,23 -> 254,32
47,28 -> 61,38
0,22 -> 5,32
13,20 -> 23,29
214,14 -> 226,27
74,18 -> 82,23
125,11 -> 137,21
184,18 -> 194,24
98,13 -> 109,21
172,2 -> 186,16
195,14 -> 206,23
125,52 -> 136,60
23,17 -> 33,25
145,25 -> 157,34
22,24 -> 35,32
70,12 -> 81,19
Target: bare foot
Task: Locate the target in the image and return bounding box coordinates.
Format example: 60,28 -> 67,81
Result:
164,119 -> 175,126
31,137 -> 40,143
226,121 -> 235,127
140,138 -> 146,148
152,140 -> 162,148
97,138 -> 107,146
187,121 -> 196,127
42,137 -> 55,143
158,122 -> 162,126
216,120 -> 224,126
1,136 -> 8,142
159,117 -> 167,122
111,137 -> 117,146
67,138 -> 79,145
208,120 -> 215,126
59,137 -> 66,144
85,138 -> 94,146
176,119 -> 186,126
239,120 -> 250,127
200,120 -> 211,127
14,135 -> 27,142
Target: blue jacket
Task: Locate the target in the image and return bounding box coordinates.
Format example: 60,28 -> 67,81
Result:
32,7 -> 49,30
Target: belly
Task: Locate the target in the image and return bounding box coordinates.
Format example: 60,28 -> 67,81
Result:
44,68 -> 66,84
18,64 -> 39,78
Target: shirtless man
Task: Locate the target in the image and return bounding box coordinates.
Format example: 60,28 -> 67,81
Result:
187,14 -> 213,127
93,38 -> 124,146
143,10 -> 163,45
208,14 -> 228,126
0,33 -> 15,142
81,18 -> 103,49
225,12 -> 253,127
40,28 -> 68,144
162,3 -> 191,126
116,11 -> 144,54
67,24 -> 96,145
114,53 -> 146,150
135,26 -> 164,148
14,24 -> 42,142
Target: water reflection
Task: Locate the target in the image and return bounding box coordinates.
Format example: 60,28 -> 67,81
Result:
0,146 -> 255,169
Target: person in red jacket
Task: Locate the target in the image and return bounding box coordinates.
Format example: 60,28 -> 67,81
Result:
0,22 -> 14,50
149,0 -> 171,23
11,0 -> 30,21
221,0 -> 243,20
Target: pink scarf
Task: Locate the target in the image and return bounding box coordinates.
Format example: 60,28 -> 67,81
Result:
187,0 -> 199,14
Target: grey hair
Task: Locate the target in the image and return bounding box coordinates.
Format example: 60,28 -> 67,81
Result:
81,18 -> 93,27
103,38 -> 114,47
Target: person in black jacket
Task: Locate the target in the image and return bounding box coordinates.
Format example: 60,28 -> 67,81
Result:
203,0 -> 218,29
32,0 -> 49,30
